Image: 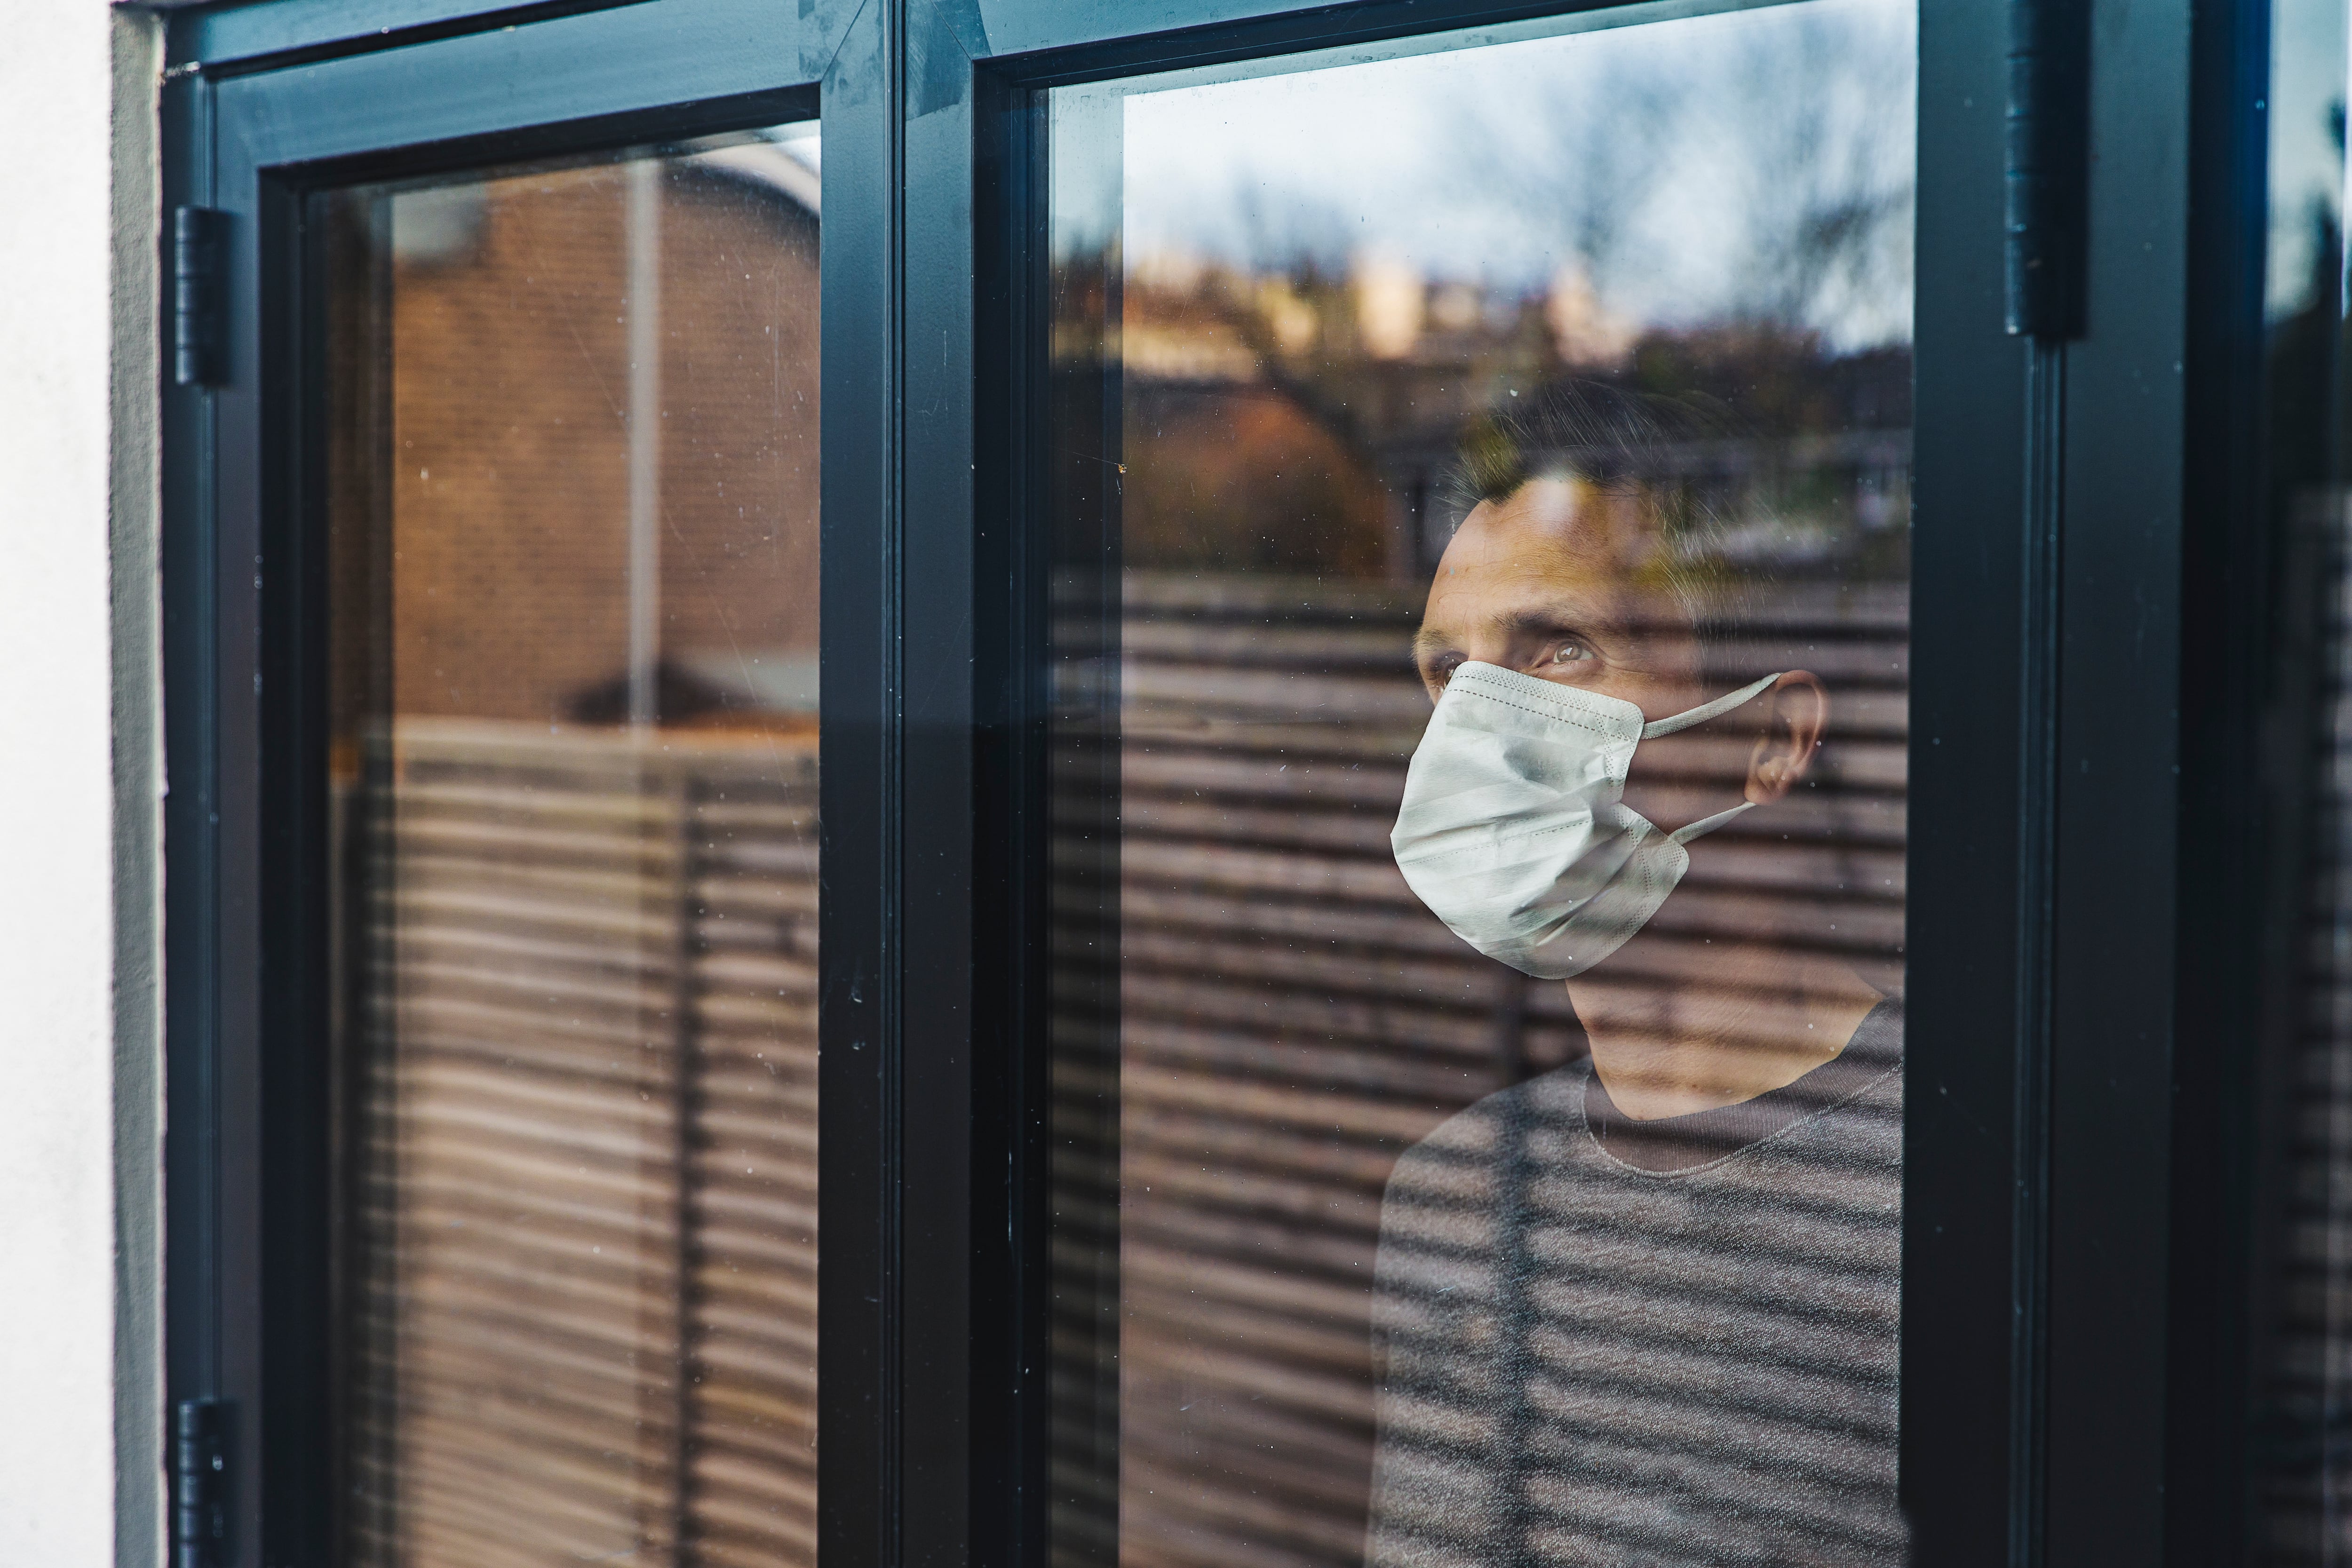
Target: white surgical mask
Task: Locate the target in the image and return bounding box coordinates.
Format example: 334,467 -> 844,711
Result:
1391,661 -> 1782,979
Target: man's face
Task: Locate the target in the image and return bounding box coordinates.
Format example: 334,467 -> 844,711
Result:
1414,474 -> 1827,844
1414,476 -> 1708,720
1414,475 -> 1776,838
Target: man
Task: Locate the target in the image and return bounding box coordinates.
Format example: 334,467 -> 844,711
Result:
1366,385 -> 1905,1567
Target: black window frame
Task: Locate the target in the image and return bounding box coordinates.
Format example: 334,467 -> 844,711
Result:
154,0 -> 2271,1563
159,11 -> 840,1562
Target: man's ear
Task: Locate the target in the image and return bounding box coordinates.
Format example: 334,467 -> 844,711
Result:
1744,672 -> 1828,806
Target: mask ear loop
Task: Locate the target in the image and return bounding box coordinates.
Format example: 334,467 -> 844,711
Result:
1637,673 -> 1784,847
1637,671 -> 1784,739
1668,800 -> 1754,846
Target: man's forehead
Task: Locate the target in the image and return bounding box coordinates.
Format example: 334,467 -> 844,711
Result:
1445,478 -> 1662,575
1458,477 -> 1614,548
1424,487 -> 1633,604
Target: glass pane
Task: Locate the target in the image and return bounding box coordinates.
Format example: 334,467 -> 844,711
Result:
322,126 -> 820,1568
1046,7 -> 1914,1564
2254,0 -> 2352,1556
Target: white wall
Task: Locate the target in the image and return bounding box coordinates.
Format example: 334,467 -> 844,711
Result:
0,6 -> 164,1566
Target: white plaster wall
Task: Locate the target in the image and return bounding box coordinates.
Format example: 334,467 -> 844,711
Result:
0,5 -> 164,1566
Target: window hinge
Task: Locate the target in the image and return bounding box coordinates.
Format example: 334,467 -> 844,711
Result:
174,207 -> 227,387
173,1398 -> 232,1568
2004,0 -> 2090,339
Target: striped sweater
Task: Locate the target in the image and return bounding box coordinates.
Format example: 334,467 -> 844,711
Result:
1365,1000 -> 1905,1568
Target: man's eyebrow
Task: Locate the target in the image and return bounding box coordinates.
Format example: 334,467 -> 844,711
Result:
1497,605 -> 1618,641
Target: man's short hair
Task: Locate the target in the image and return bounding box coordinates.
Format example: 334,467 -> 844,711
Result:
1443,379 -> 1781,685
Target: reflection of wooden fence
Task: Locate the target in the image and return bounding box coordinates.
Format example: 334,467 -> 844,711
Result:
343,722 -> 818,1568
333,575 -> 1907,1568
1096,571 -> 1909,1568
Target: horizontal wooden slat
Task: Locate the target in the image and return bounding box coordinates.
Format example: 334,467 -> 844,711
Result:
346,723 -> 820,1567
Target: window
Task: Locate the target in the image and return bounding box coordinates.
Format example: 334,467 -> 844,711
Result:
157,16 -> 826,1561
156,0 -> 2258,1562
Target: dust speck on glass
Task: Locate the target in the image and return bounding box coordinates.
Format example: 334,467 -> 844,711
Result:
1043,5 -> 1915,1564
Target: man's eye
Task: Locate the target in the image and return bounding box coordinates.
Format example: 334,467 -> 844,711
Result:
1548,643 -> 1590,665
